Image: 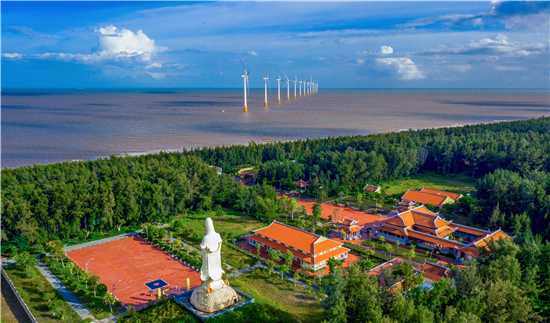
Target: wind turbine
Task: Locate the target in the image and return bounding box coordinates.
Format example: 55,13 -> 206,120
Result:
283,70 -> 290,101
306,80 -> 309,95
240,59 -> 250,113
276,65 -> 282,103
298,76 -> 302,97
293,74 -> 297,99
263,63 -> 270,107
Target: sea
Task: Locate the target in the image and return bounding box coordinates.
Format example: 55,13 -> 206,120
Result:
2,89 -> 549,169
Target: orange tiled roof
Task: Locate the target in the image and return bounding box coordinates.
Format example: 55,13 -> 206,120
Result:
337,225 -> 362,233
458,245 -> 480,257
400,200 -> 415,206
407,230 -> 466,249
314,247 -> 350,263
412,225 -> 438,236
448,223 -> 490,237
364,184 -> 380,192
436,226 -> 457,238
383,215 -> 407,227
377,224 -> 407,237
249,234 -> 313,262
254,221 -> 343,255
473,230 -> 511,249
402,190 -> 449,207
339,218 -> 359,226
414,261 -> 456,282
413,205 -> 438,215
421,188 -> 462,201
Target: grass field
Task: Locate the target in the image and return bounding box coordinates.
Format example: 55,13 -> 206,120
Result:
3,265 -> 83,323
230,268 -> 325,323
222,243 -> 257,270
381,171 -> 477,195
172,210 -> 265,246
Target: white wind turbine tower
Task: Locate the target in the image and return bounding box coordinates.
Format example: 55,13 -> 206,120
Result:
310,76 -> 313,94
293,74 -> 297,99
240,59 -> 250,113
298,76 -> 302,97
306,80 -> 309,95
263,63 -> 270,107
303,77 -> 306,96
276,65 -> 282,103
283,70 -> 290,100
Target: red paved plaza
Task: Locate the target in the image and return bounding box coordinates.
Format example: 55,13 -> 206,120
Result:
66,237 -> 201,309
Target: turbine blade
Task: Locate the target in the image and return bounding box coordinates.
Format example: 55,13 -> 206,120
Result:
283,71 -> 289,81
276,65 -> 280,78
239,59 -> 246,73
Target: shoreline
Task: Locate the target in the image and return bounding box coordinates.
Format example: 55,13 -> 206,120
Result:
2,117 -> 540,170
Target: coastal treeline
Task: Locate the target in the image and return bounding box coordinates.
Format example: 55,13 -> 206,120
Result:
2,117 -> 550,247
188,117 -> 550,239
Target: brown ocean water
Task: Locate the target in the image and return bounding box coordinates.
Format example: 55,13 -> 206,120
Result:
1,89 -> 549,168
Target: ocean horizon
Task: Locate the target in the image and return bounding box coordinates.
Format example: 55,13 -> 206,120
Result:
2,88 -> 549,169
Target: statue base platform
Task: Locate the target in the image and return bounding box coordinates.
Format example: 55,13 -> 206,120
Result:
174,287 -> 254,321
190,280 -> 238,312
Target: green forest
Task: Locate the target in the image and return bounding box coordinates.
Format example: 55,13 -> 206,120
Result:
3,117 -> 548,248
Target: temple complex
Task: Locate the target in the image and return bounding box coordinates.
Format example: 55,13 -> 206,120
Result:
374,205 -> 511,262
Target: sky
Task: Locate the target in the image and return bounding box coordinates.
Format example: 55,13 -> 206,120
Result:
1,1 -> 549,88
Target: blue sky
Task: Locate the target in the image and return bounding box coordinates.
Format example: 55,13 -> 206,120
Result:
2,1 -> 549,88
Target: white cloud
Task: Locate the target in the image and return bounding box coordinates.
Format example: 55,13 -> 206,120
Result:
312,57 -> 326,61
380,46 -> 393,54
2,53 -> 22,59
424,34 -> 546,58
28,26 -> 166,65
376,57 -> 425,80
495,66 -> 524,71
247,51 -> 259,56
356,59 -> 364,65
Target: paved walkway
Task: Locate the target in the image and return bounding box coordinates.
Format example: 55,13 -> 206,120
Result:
35,255 -> 95,320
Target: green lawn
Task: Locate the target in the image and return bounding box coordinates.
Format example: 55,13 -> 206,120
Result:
171,210 -> 265,246
230,269 -> 325,323
221,244 -> 257,270
361,239 -> 437,263
3,265 -> 84,323
380,171 -> 477,195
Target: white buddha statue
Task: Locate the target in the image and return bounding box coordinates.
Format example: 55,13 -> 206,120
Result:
190,218 -> 238,312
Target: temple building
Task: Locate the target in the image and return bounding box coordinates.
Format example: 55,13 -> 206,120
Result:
364,184 -> 382,194
374,205 -> 511,262
420,188 -> 463,201
248,221 -> 350,270
414,261 -> 457,285
335,218 -> 363,240
400,189 -> 457,208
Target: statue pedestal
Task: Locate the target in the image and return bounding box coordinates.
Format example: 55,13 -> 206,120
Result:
175,286 -> 254,321
190,279 -> 238,313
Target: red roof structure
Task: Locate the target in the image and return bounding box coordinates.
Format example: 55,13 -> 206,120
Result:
249,221 -> 349,269
401,189 -> 454,207
376,205 -> 510,259
414,261 -> 456,282
420,188 -> 463,201
294,180 -> 309,188
364,184 -> 381,193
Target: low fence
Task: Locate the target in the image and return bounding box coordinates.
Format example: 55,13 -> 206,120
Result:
1,267 -> 38,323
